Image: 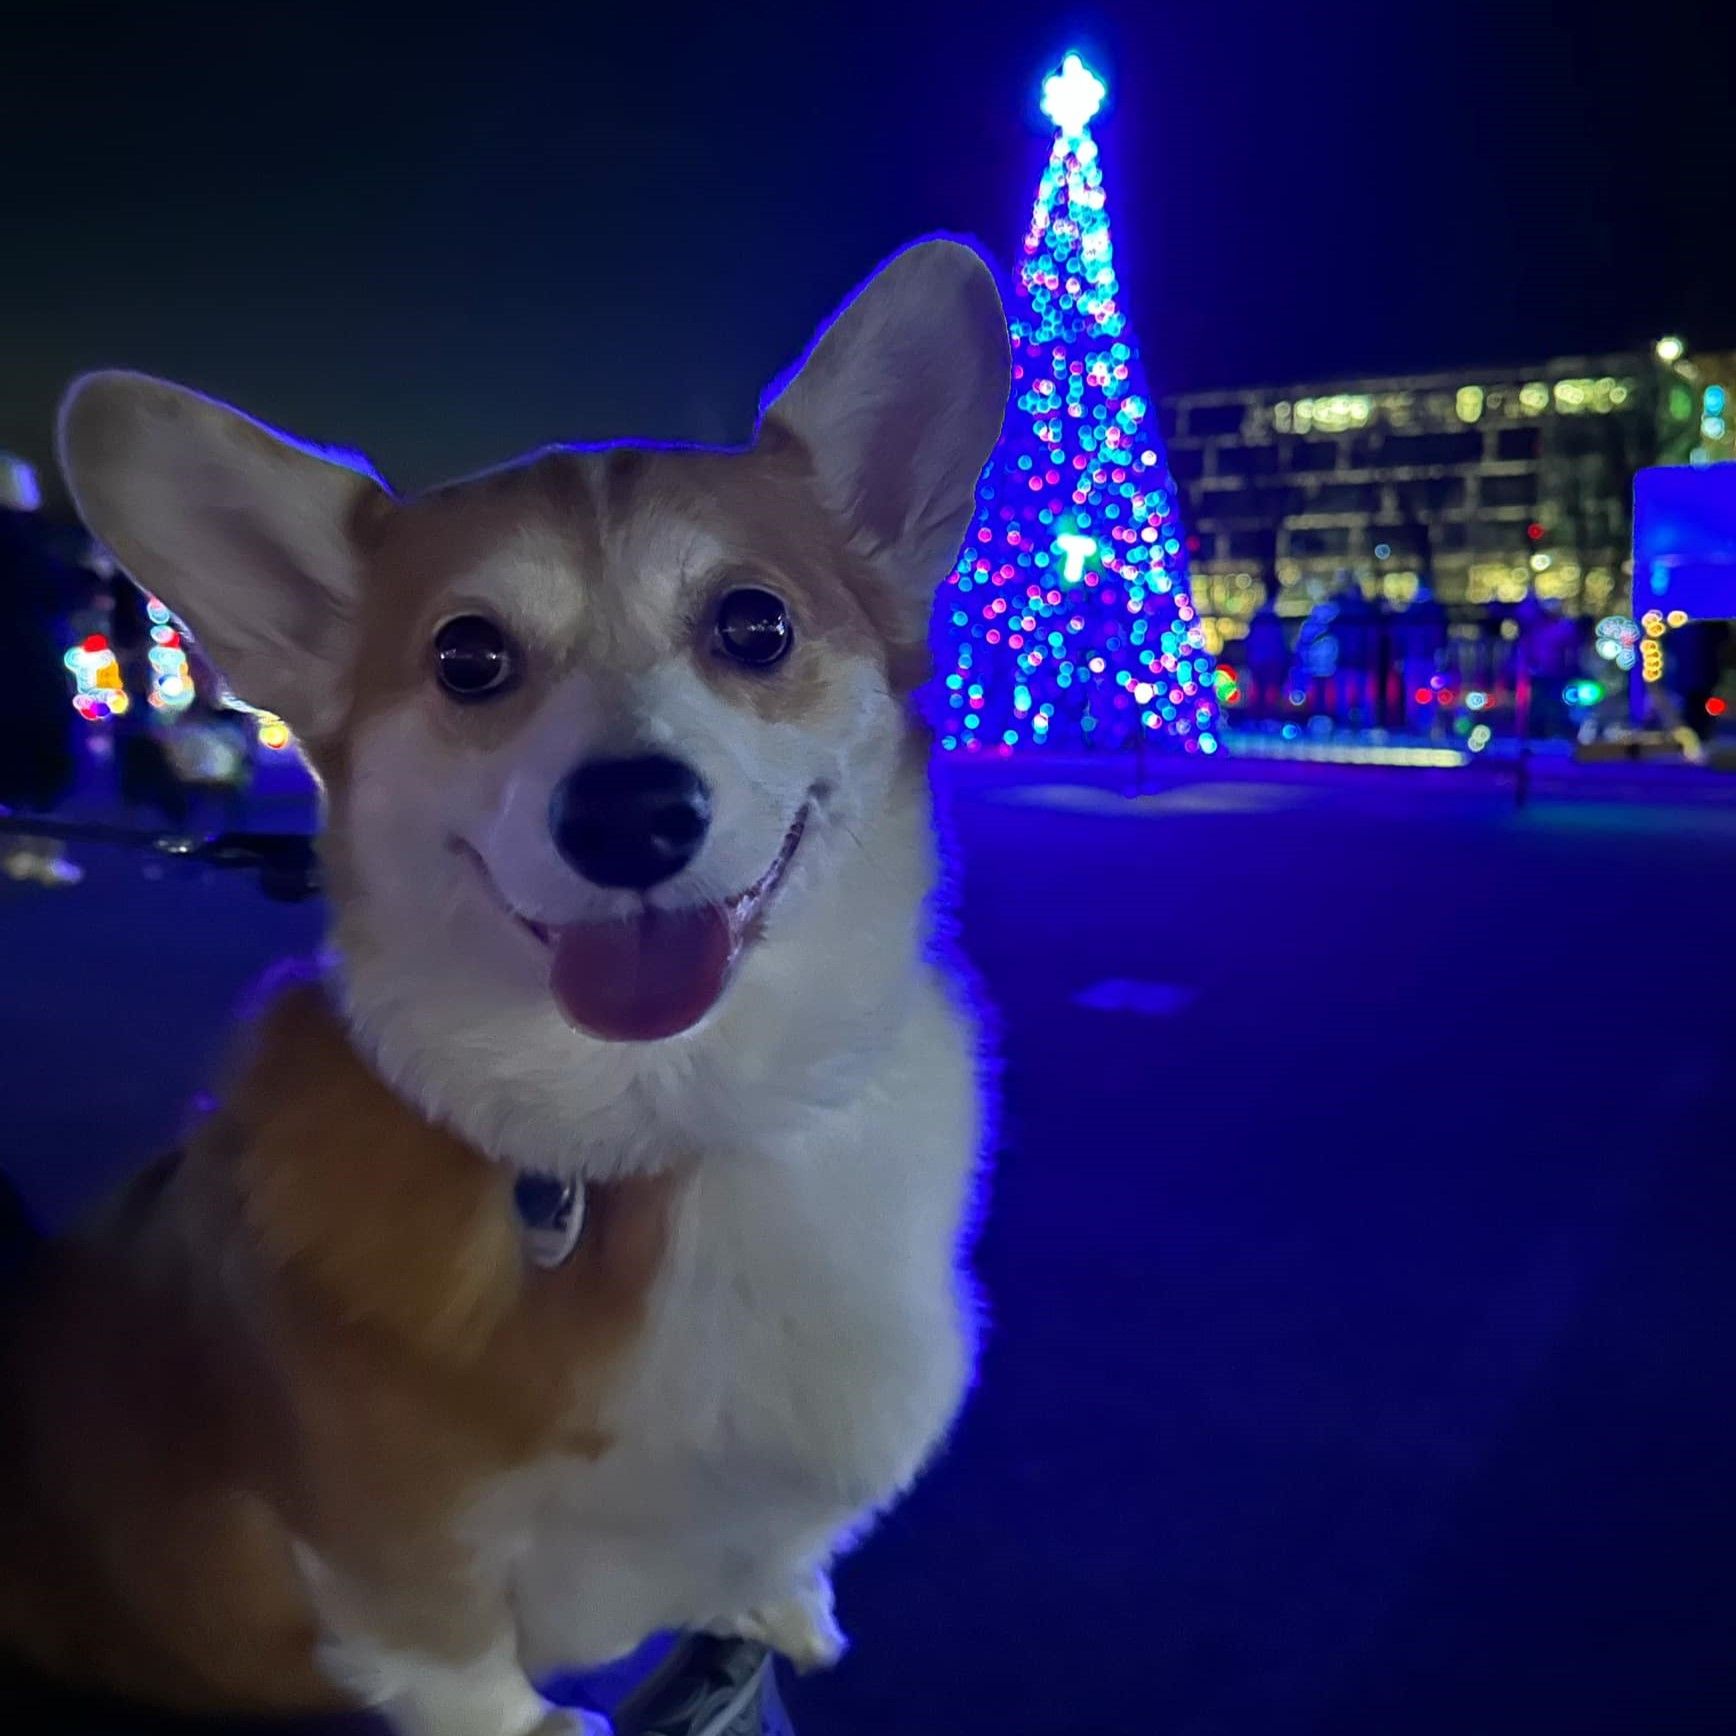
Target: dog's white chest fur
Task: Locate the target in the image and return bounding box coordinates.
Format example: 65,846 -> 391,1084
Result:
482,979 -> 980,1672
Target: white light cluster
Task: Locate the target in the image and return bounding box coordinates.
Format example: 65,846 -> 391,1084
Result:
1041,52 -> 1106,138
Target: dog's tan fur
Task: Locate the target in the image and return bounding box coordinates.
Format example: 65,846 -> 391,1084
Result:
0,977 -> 676,1711
333,436 -> 900,761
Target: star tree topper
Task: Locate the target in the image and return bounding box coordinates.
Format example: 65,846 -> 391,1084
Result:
1040,52 -> 1107,140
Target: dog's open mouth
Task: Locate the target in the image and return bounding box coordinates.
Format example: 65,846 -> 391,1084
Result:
456,809 -> 807,1044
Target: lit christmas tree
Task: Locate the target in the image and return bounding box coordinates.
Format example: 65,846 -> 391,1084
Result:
935,53 -> 1218,755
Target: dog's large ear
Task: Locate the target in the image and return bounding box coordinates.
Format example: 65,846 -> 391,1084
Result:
759,238 -> 1009,644
58,372 -> 387,741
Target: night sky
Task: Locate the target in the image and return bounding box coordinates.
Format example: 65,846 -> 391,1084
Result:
5,0 -> 1732,499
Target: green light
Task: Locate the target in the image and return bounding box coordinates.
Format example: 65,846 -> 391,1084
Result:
1054,532 -> 1098,583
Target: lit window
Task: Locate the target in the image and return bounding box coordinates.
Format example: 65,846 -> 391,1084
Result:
1293,393 -> 1371,433
1468,563 -> 1530,605
1533,563 -> 1579,602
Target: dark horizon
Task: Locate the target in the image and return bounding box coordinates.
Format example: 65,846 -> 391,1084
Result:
5,0 -> 1733,499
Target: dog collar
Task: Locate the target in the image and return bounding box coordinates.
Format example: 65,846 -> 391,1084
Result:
512,1172 -> 585,1269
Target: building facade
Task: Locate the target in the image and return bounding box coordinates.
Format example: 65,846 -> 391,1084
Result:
1159,346 -> 1735,655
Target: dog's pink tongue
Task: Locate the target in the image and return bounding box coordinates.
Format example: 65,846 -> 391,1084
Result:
548,906 -> 734,1042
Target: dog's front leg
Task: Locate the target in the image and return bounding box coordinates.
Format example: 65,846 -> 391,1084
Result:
295,1544 -> 609,1736
337,1630 -> 607,1736
711,1563 -> 847,1672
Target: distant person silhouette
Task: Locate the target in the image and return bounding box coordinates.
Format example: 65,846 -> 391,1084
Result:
0,506 -> 82,884
1395,585 -> 1449,731
108,580 -> 197,830
1243,597 -> 1289,722
1666,617 -> 1731,742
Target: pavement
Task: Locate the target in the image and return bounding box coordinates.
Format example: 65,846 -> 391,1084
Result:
3,749 -> 1734,1733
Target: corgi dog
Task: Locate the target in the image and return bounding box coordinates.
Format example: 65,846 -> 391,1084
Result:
0,239 -> 1008,1735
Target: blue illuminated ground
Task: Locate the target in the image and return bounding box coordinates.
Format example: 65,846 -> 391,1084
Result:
4,753 -> 1734,1733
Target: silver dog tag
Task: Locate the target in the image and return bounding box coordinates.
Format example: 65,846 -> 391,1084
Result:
513,1172 -> 585,1269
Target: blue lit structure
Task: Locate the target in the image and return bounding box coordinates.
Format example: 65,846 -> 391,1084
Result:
935,52 -> 1217,754
1634,461 -> 1736,620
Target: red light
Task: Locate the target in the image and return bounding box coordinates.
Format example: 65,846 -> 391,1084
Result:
1526,523 -> 1545,541
1414,687 -> 1433,704
1708,697 -> 1728,717
82,634 -> 107,653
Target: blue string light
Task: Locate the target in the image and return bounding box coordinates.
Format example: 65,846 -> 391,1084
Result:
934,52 -> 1218,755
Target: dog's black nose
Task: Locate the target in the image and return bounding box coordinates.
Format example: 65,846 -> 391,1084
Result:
549,755 -> 711,890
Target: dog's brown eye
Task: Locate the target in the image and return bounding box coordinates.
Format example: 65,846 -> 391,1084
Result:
434,615 -> 516,701
714,587 -> 792,669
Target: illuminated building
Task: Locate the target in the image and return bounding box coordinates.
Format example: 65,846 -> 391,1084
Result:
1161,346 -> 1736,653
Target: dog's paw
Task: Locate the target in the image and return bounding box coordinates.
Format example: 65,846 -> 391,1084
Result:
714,1570 -> 847,1672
